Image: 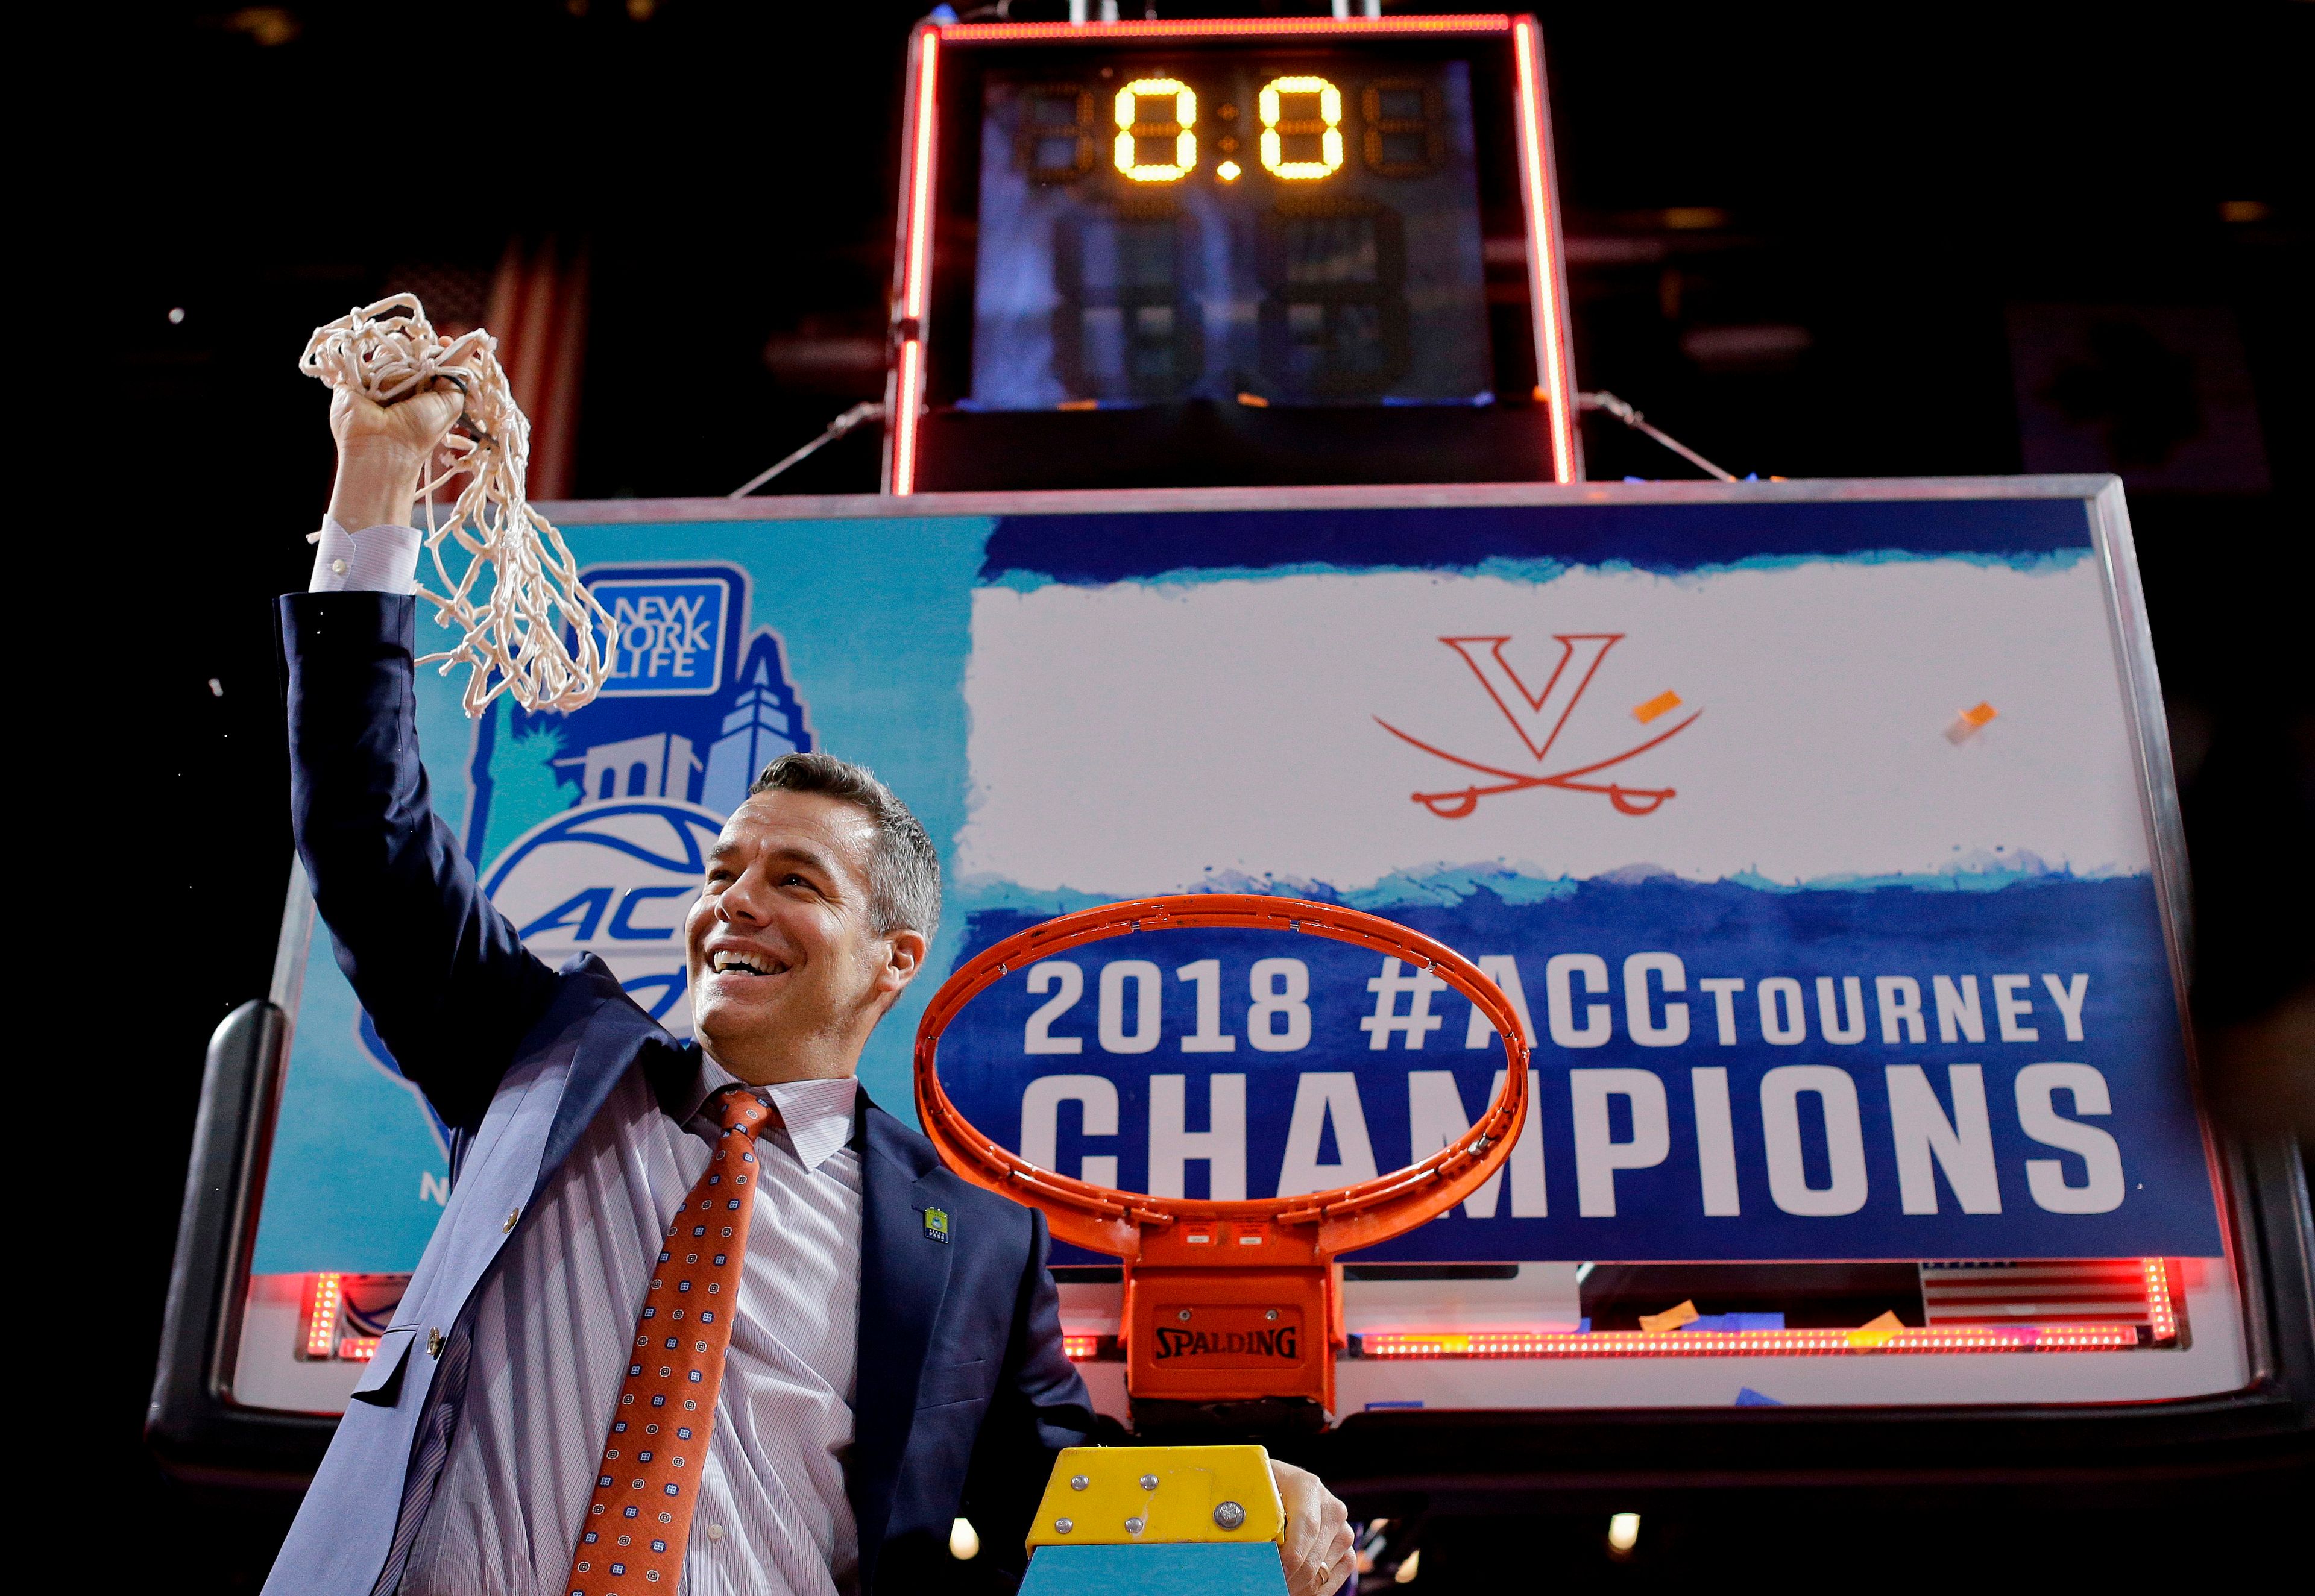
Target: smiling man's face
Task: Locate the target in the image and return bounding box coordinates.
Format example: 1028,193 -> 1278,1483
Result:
682,789 -> 925,1084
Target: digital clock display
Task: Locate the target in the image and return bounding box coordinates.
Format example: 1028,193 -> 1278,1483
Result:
969,57 -> 1490,410
885,16 -> 1579,492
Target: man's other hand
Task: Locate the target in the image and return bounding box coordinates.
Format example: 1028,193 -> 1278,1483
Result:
1271,1458 -> 1355,1596
326,383 -> 467,533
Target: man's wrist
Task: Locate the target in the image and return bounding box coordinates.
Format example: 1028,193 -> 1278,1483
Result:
327,443 -> 427,534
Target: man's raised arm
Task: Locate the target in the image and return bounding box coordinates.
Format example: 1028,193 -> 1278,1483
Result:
282,385 -> 559,1129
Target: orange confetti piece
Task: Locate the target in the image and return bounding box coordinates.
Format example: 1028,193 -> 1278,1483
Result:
1633,690 -> 1683,724
1639,1299 -> 1701,1334
1847,1309 -> 1907,1348
1235,391 -> 1270,409
1945,702 -> 1999,744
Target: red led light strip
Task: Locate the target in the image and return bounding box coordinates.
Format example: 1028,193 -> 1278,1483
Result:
304,1272 -> 344,1359
2143,1257 -> 2178,1342
1511,17 -> 1576,482
890,27 -> 941,495
936,16 -> 1515,43
1072,1257 -> 2182,1362
1359,1324 -> 2142,1359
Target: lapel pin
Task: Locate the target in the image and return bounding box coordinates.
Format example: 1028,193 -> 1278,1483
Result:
923,1207 -> 951,1244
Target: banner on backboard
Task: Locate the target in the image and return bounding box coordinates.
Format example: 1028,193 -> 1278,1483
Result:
251,484 -> 2222,1273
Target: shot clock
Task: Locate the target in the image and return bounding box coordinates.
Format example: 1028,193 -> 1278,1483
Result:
972,63 -> 1489,410
883,15 -> 1580,493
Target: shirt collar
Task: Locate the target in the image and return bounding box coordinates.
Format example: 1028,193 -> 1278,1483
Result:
688,1052 -> 858,1173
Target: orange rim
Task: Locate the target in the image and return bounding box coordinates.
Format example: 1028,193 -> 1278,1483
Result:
913,894 -> 1531,1258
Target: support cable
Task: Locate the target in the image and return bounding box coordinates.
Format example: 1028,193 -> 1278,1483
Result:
1578,390 -> 1738,482
728,401 -> 886,499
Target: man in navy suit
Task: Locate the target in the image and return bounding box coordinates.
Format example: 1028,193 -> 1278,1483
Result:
262,383 -> 1353,1595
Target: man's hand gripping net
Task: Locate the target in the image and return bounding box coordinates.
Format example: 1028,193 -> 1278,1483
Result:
300,294 -> 613,716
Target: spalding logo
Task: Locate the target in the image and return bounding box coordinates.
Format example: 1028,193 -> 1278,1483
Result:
480,800 -> 727,1035
1150,1325 -> 1300,1361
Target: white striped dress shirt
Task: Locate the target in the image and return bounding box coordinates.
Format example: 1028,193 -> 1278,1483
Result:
402,1060 -> 865,1596
317,518 -> 866,1596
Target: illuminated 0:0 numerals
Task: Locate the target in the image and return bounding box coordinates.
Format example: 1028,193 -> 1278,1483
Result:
1258,75 -> 1344,181
1114,78 -> 1197,183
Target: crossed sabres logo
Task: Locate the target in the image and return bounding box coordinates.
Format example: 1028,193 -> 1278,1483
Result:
1376,634 -> 1701,818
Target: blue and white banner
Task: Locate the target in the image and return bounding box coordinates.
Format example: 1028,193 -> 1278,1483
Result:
253,488 -> 2222,1273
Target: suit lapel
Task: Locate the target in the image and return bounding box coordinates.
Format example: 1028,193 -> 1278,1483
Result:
849,1096 -> 955,1579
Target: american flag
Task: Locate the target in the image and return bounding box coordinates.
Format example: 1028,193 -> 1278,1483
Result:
1919,1260 -> 2172,1332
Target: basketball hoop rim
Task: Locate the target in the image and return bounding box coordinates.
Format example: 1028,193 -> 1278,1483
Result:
912,893 -> 1531,1257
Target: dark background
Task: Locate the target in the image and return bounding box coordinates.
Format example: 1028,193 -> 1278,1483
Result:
95,0 -> 2308,1585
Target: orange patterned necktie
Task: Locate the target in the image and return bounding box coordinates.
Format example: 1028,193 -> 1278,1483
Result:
565,1087 -> 776,1595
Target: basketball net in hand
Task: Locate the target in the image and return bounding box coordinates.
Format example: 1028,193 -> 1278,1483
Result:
300,294 -> 614,717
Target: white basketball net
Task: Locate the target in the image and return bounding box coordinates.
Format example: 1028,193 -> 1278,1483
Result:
300,294 -> 613,716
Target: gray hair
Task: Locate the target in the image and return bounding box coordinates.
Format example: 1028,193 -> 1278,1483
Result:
746,752 -> 941,942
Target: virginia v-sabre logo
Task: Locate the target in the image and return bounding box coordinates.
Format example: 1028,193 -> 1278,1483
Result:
1377,633 -> 1701,817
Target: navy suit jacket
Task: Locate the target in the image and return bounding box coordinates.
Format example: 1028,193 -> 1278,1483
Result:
262,593 -> 1098,1595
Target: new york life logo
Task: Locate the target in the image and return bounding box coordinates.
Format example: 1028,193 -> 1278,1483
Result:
1378,634 -> 1700,817
443,565 -> 813,1045
593,576 -> 731,697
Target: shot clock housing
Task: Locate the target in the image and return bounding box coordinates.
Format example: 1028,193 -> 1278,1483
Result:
881,14 -> 1581,494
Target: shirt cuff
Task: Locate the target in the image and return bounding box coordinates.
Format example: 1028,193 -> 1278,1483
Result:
309,517 -> 422,594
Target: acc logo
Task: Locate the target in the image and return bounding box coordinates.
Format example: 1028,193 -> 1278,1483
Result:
481,801 -> 728,1035
1376,633 -> 1699,818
